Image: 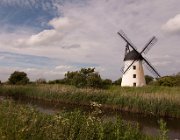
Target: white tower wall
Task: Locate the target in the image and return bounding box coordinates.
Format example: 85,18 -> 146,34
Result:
121,60 -> 146,87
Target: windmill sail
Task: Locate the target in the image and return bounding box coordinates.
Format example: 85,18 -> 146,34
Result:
142,36 -> 158,54
143,57 -> 161,77
117,30 -> 137,51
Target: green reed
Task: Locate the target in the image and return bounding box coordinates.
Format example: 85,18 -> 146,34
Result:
0,100 -> 168,140
0,84 -> 180,118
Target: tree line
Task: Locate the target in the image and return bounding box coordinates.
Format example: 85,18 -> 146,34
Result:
3,68 -> 180,88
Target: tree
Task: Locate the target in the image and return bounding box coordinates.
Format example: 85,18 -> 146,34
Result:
71,73 -> 87,87
113,78 -> 122,85
145,75 -> 154,85
86,73 -> 102,88
102,79 -> 112,88
64,71 -> 79,85
8,71 -> 29,85
64,68 -> 104,88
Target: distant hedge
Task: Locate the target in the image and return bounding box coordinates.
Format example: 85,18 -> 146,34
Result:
152,75 -> 180,87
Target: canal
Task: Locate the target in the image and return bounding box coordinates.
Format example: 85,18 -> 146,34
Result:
15,97 -> 180,140
1,96 -> 180,139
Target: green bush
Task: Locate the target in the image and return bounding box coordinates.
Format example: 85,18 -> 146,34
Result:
64,68 -> 107,88
102,79 -> 112,88
8,71 -> 29,85
145,75 -> 154,85
86,73 -> 103,88
72,73 -> 87,88
153,76 -> 180,87
48,79 -> 66,84
113,78 -> 122,85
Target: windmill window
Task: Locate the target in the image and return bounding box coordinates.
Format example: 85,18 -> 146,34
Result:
133,83 -> 136,87
133,74 -> 136,78
133,66 -> 136,70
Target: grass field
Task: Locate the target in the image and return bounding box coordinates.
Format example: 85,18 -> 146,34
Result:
0,100 -> 168,140
0,84 -> 180,118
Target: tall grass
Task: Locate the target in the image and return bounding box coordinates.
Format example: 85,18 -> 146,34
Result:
0,100 -> 168,140
0,84 -> 180,118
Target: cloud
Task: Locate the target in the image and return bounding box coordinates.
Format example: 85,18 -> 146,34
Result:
0,0 -> 180,81
0,0 -> 57,11
153,61 -> 171,67
26,29 -> 58,46
55,65 -> 78,73
59,44 -> 80,50
55,65 -> 73,70
49,17 -> 73,30
162,14 -> 180,34
16,17 -> 80,47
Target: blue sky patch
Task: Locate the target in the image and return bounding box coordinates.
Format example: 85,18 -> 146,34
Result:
0,1 -> 58,32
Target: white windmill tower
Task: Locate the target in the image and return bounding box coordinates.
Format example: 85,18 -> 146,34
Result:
117,30 -> 161,87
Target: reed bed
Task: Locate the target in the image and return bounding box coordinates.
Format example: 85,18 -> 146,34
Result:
0,100 -> 168,140
0,84 -> 180,118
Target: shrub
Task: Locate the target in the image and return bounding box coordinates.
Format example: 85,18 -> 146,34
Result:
86,73 -> 103,88
145,75 -> 154,85
72,73 -> 87,88
64,68 -> 105,88
64,71 -> 79,85
102,79 -> 112,88
113,78 -> 122,85
153,76 -> 180,87
48,79 -> 66,84
8,71 -> 29,85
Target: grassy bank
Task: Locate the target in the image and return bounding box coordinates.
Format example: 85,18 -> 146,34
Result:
0,100 -> 168,140
0,84 -> 180,118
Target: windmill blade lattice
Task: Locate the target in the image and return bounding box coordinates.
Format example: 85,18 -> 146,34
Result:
120,66 -> 125,73
142,36 -> 158,54
143,57 -> 161,77
117,30 -> 137,51
123,36 -> 158,74
117,29 -> 161,78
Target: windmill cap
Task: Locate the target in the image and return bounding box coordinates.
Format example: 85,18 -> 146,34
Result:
124,50 -> 143,61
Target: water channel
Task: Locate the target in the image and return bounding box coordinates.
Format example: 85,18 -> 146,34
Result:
1,96 -> 180,140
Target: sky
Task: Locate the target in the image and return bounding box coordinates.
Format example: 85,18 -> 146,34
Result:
0,0 -> 180,81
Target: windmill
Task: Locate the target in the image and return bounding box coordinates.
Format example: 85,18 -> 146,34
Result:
117,30 -> 161,87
